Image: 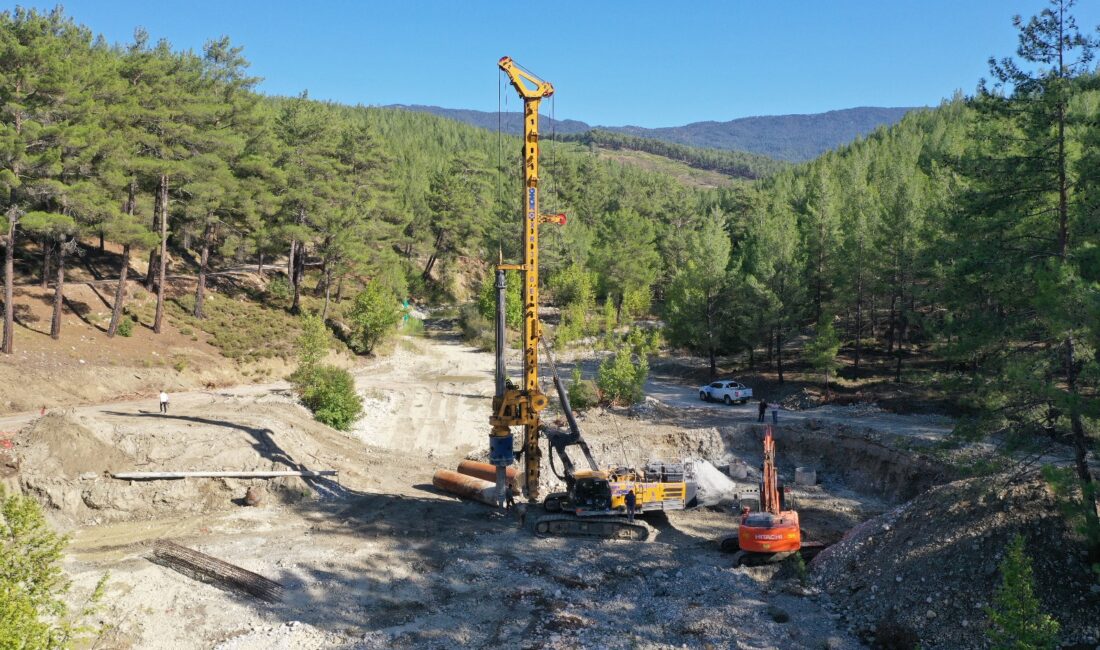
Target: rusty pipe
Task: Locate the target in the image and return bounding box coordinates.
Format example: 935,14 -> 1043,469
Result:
457,460 -> 518,493
432,470 -> 499,507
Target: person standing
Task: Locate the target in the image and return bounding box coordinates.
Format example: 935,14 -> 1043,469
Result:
770,401 -> 779,424
159,390 -> 169,414
624,490 -> 637,523
757,398 -> 767,423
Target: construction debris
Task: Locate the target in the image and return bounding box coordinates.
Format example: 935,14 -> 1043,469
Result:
151,540 -> 284,603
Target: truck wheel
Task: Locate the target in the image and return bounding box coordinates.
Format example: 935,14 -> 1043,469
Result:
724,395 -> 732,405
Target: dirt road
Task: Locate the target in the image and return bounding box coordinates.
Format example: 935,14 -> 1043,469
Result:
644,377 -> 954,442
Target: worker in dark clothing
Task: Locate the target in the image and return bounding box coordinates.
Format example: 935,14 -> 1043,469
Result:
624,490 -> 637,522
757,398 -> 767,423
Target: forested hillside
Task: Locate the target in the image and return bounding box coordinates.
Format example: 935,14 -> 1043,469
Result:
559,129 -> 786,180
612,106 -> 917,161
390,103 -> 915,162
0,7 -> 716,357
390,105 -> 784,181
385,103 -> 591,136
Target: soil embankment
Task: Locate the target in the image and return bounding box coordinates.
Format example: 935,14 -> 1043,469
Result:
812,476 -> 1100,649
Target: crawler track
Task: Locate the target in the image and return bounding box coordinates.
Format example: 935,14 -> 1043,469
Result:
531,514 -> 650,541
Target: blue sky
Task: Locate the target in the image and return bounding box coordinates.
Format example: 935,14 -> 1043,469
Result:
15,1 -> 1100,127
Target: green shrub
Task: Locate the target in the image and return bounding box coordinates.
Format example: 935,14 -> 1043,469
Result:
1042,466 -> 1100,567
401,316 -> 426,337
548,263 -> 595,308
600,299 -> 617,335
624,326 -> 661,357
168,293 -> 306,363
620,287 -> 651,322
296,313 -> 330,371
475,271 -> 522,329
985,534 -> 1060,650
265,275 -> 291,304
115,317 -> 133,337
292,365 -> 362,431
0,487 -> 107,649
567,366 -> 599,410
178,326 -> 193,336
555,302 -> 588,345
348,283 -> 402,355
596,346 -> 648,405
459,303 -> 494,350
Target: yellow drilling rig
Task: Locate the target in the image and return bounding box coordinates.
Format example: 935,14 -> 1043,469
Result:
489,57 -> 694,541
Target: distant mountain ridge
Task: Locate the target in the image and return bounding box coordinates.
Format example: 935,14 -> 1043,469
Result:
384,104 -> 920,162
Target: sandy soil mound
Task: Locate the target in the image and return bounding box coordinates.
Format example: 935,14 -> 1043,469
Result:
13,400 -> 402,528
20,412 -> 133,476
16,411 -> 239,527
810,475 -> 1100,649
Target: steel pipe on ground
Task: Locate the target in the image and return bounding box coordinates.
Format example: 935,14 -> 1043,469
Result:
456,460 -> 518,492
432,470 -> 500,507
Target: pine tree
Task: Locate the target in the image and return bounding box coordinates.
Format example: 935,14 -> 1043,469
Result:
274,93 -> 342,313
422,152 -> 490,280
950,0 -> 1099,526
664,217 -> 732,377
985,535 -> 1060,650
806,315 -> 841,395
592,207 -> 660,323
186,37 -> 257,319
798,162 -> 842,323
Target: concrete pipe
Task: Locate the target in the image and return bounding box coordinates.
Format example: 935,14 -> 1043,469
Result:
456,460 -> 518,493
432,470 -> 499,507
794,467 -> 817,486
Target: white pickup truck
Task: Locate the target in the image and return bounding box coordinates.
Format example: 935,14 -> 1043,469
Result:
698,380 -> 753,405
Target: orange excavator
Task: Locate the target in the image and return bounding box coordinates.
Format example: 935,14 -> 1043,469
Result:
721,425 -> 819,566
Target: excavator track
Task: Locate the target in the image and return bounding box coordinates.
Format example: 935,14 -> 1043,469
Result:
530,513 -> 650,541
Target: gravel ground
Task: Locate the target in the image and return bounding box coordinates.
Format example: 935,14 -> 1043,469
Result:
14,331 -> 1053,649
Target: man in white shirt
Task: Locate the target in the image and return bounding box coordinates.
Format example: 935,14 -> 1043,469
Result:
159,391 -> 169,414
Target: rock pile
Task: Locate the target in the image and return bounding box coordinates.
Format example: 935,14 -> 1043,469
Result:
811,475 -> 1100,649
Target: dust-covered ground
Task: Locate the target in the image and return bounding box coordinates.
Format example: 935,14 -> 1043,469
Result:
8,327 -> 1072,649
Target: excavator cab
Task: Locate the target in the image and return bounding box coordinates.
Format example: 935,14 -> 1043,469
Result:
571,474 -> 613,514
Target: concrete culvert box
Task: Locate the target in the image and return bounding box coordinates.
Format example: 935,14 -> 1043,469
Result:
795,467 -> 817,486
727,460 -> 750,479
